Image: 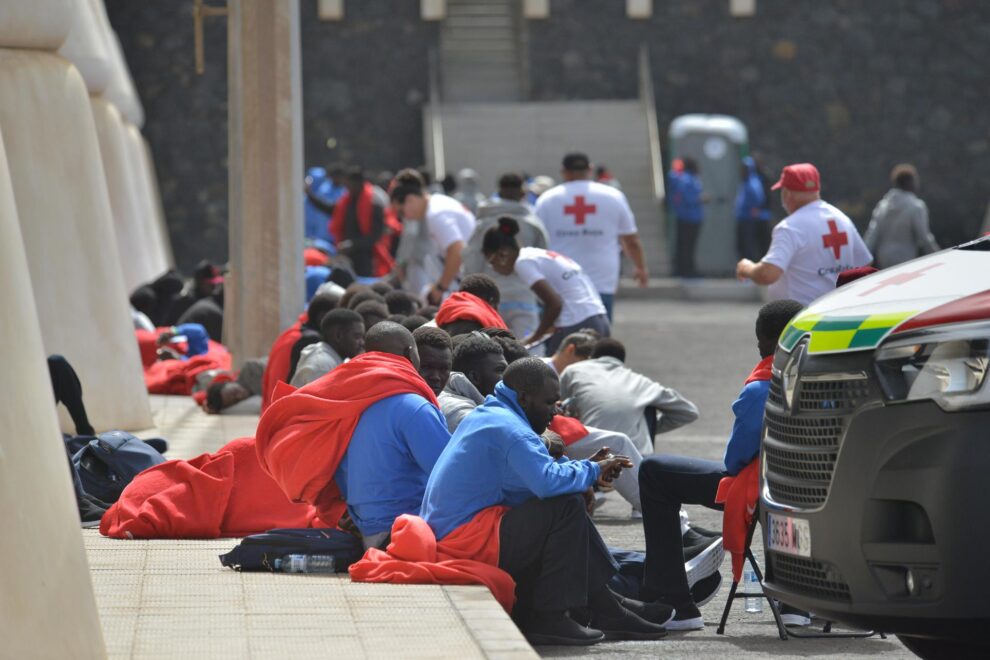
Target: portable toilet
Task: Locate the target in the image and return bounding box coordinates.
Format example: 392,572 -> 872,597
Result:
668,115 -> 749,277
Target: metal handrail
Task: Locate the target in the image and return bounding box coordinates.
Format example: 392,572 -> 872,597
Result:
427,48 -> 446,181
638,43 -> 665,202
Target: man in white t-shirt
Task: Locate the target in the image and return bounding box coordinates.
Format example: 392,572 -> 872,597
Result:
535,153 -> 649,318
736,163 -> 872,305
391,168 -> 476,304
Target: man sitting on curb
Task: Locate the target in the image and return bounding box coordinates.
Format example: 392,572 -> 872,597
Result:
257,322 -> 451,550
423,358 -> 670,645
290,308 -> 365,387
637,299 -> 806,630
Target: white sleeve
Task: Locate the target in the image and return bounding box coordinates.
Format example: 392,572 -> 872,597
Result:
615,192 -> 637,234
762,223 -> 798,271
428,211 -> 466,251
852,230 -> 874,267
514,255 -> 544,287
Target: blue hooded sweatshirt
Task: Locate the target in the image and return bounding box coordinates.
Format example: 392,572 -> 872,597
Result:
421,381 -> 601,540
734,156 -> 770,223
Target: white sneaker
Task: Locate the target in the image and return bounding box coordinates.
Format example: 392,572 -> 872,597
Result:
684,538 -> 724,588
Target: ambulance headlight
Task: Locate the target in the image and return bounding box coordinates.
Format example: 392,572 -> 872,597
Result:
875,322 -> 990,411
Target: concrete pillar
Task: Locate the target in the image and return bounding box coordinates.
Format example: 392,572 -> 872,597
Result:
225,0 -> 304,365
0,48 -> 153,432
0,108 -> 106,660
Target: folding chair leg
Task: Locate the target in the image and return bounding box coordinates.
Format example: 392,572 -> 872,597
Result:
716,579 -> 739,635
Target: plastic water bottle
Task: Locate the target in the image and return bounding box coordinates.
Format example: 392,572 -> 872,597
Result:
743,565 -> 763,613
274,554 -> 336,573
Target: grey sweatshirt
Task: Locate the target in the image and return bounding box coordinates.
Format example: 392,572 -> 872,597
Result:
290,342 -> 343,387
438,372 -> 486,432
864,188 -> 939,269
559,357 -> 699,454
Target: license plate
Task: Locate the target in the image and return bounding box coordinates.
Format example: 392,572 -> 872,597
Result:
767,513 -> 812,557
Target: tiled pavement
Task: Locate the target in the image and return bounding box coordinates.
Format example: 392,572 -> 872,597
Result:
85,395 -> 536,660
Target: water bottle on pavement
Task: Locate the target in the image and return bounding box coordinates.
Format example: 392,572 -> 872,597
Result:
743,565 -> 763,613
274,554 -> 336,573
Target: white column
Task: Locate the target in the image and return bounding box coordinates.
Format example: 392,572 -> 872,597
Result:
226,0 -> 305,365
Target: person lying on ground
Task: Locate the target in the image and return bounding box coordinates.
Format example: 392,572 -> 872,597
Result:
290,309 -> 365,387
201,357 -> 268,414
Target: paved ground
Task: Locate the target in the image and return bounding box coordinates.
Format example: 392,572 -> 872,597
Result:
539,298 -> 910,659
87,297 -> 913,659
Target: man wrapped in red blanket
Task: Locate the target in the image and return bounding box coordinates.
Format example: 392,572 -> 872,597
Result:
256,322 -> 450,546
350,357 -> 668,647
434,274 -> 508,334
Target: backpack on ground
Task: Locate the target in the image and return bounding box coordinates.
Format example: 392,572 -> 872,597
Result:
71,430 -> 167,504
219,527 -> 364,573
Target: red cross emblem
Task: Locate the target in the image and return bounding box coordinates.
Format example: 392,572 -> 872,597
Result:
564,196 -> 597,226
858,263 -> 943,297
821,219 -> 848,259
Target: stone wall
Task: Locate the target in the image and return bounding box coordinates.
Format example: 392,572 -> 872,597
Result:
110,0 -> 989,269
107,0 -> 434,273
528,0 -> 990,245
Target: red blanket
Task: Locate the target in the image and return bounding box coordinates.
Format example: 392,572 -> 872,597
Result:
349,506 -> 515,612
548,415 -> 589,447
100,437 -> 320,539
714,460 -> 759,582
261,313 -> 307,411
143,340 -> 232,395
329,183 -> 396,276
434,291 -> 508,330
255,352 -> 438,525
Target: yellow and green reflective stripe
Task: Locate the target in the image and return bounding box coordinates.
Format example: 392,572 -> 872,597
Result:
778,310 -> 917,354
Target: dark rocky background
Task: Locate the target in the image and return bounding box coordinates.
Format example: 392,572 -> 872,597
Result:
109,0 -> 990,272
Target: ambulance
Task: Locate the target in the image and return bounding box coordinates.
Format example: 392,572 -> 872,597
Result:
759,236 -> 990,657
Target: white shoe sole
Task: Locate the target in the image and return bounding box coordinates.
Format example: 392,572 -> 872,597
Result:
780,613 -> 812,627
665,616 -> 705,631
685,538 -> 724,588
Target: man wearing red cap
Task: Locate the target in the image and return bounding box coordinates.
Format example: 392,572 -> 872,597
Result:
736,163 -> 871,305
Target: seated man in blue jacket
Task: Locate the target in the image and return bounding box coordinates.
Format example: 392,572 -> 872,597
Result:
637,299 -> 804,631
422,358 -> 670,646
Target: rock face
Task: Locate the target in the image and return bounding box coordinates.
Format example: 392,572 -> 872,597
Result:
110,0 -> 990,268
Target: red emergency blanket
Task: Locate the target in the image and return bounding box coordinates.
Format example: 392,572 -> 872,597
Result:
434,291 -> 508,330
99,436 -> 319,539
261,313 -> 307,411
349,506 -> 515,612
255,352 -> 438,525
143,340 -> 232,395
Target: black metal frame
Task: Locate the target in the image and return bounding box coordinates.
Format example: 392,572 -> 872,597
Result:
715,512 -> 884,640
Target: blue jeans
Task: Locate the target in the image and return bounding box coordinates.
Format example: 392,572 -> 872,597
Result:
599,293 -> 615,321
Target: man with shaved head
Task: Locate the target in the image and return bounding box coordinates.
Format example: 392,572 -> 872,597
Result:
257,321 -> 450,550
421,358 -> 669,646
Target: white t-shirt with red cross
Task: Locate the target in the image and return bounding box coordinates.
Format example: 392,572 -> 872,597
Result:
513,247 -> 607,327
426,193 -> 476,254
762,199 -> 873,305
535,180 -> 637,295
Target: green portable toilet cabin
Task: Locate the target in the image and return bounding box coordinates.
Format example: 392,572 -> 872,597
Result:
668,114 -> 749,277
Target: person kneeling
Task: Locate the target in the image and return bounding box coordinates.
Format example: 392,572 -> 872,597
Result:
422,358 -> 669,645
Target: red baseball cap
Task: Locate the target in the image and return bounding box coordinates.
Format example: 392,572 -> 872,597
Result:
771,163 -> 821,192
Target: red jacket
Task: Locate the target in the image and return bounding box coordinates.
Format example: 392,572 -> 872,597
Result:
329,183 -> 397,276
260,313 -> 307,411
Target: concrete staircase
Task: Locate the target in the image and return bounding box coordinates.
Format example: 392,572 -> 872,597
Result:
439,0 -> 523,102
427,101 -> 670,276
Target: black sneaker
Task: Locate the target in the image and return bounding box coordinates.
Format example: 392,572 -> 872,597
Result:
690,570 -> 723,607
663,600 -> 704,631
685,537 -> 724,587
688,524 -> 722,540
611,591 -> 676,626
590,607 -> 668,641
521,611 -> 604,646
682,526 -> 720,553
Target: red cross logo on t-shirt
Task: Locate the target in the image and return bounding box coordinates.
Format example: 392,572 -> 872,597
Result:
564,196 -> 597,226
821,219 -> 848,259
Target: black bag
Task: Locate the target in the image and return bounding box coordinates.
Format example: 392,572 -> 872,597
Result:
71,431 -> 167,504
219,528 -> 364,573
